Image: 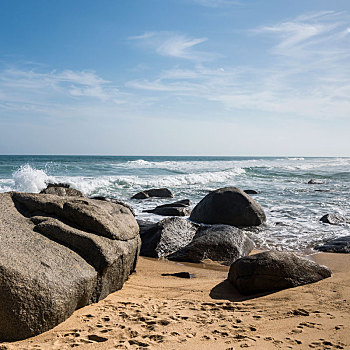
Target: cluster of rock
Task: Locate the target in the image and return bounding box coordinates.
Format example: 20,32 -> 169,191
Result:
138,187 -> 265,265
138,186 -> 332,296
139,217 -> 254,265
0,185 -> 140,341
0,182 -> 337,340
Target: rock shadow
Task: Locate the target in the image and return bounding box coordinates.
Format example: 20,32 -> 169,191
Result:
210,279 -> 273,302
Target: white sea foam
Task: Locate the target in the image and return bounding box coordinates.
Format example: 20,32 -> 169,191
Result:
12,164 -> 53,193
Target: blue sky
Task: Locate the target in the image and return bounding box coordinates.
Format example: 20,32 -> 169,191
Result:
0,0 -> 349,156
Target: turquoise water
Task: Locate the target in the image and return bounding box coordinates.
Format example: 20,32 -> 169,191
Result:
1,155 -> 349,252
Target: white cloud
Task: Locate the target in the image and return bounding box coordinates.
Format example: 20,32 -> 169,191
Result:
129,31 -> 216,61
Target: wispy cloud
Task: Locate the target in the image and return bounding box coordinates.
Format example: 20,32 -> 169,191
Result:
0,68 -> 128,118
255,11 -> 349,58
129,31 -> 216,61
127,11 -> 350,120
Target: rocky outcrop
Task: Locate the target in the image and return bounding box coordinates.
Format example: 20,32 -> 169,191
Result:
315,236 -> 350,253
190,187 -> 266,227
140,217 -> 198,258
320,213 -> 350,225
228,251 -> 331,295
144,199 -> 192,216
40,183 -> 85,197
0,192 -> 140,341
168,225 -> 254,265
131,188 -> 173,199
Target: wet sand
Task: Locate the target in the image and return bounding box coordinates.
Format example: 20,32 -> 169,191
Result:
3,252 -> 350,350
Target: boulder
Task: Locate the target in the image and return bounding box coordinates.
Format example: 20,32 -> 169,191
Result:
0,192 -> 140,341
131,188 -> 173,199
320,213 -> 349,225
40,183 -> 85,197
315,236 -> 350,253
189,187 -> 266,227
168,225 -> 254,265
140,217 -> 198,258
307,179 -> 324,184
228,251 -> 331,295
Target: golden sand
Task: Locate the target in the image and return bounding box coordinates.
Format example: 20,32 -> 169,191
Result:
4,252 -> 350,350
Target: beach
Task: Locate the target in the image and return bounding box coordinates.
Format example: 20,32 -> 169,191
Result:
4,252 -> 349,350
0,156 -> 349,349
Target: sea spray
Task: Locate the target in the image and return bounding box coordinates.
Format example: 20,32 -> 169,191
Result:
13,164 -> 52,193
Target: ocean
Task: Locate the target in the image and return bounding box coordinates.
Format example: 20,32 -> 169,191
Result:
0,155 -> 349,253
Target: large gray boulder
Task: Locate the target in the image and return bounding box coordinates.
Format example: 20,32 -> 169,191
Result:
190,187 -> 266,227
315,236 -> 350,253
139,217 -> 198,258
0,192 -> 140,341
168,225 -> 254,265
228,251 -> 331,295
40,183 -> 85,197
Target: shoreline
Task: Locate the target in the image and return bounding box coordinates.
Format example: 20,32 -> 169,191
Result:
4,251 -> 349,350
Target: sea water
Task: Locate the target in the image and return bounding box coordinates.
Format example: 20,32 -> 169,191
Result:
0,155 -> 349,252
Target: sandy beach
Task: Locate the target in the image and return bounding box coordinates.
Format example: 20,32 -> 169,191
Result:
3,251 -> 349,350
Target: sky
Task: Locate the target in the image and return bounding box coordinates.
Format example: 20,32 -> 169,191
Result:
0,0 -> 349,156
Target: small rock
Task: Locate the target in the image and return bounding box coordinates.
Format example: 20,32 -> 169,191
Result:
315,236 -> 350,253
244,189 -> 258,194
307,179 -> 325,184
161,272 -> 196,279
320,213 -> 349,225
131,188 -> 173,199
40,183 -> 85,197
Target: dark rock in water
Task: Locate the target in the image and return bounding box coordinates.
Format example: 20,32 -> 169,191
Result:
156,199 -> 191,208
168,225 -> 254,265
90,196 -> 135,216
131,188 -> 173,199
307,179 -> 325,184
190,187 -> 266,227
315,236 -> 350,253
147,206 -> 192,216
0,192 -> 140,341
161,272 -> 196,279
140,217 -> 198,258
143,199 -> 192,216
40,183 -> 85,197
244,189 -> 258,194
320,213 -> 349,225
228,251 -> 331,295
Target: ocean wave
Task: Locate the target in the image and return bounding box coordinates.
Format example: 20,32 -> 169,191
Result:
12,164 -> 54,193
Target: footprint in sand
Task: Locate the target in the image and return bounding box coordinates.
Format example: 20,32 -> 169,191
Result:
87,334 -> 108,342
